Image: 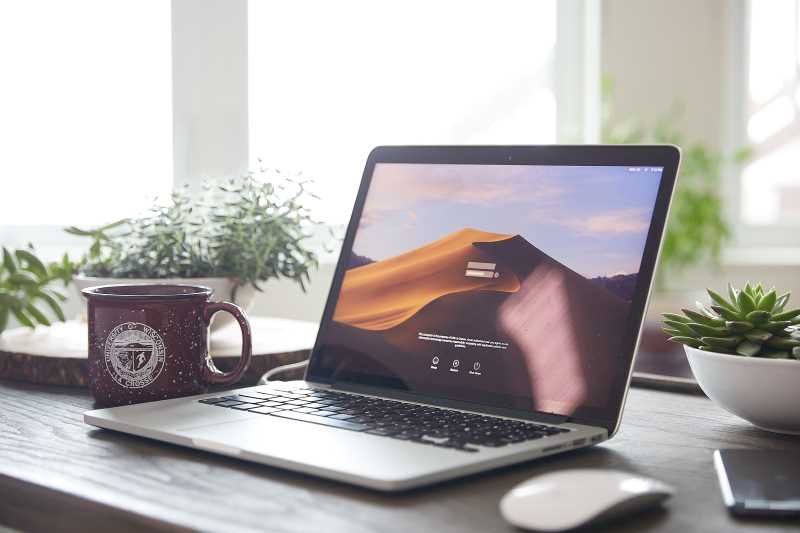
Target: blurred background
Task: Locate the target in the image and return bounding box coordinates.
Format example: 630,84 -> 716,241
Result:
1,0 -> 798,380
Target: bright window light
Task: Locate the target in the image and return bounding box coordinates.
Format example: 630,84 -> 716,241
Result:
743,0 -> 800,227
248,0 -> 558,222
749,0 -> 795,104
0,1 -> 172,226
742,138 -> 800,225
747,96 -> 795,142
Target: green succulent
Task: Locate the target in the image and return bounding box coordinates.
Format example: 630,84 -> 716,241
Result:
663,283 -> 800,360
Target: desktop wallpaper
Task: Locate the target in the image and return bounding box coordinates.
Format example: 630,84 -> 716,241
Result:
319,163 -> 662,416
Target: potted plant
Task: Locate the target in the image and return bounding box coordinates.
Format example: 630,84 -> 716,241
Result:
69,168 -> 319,330
663,283 -> 800,434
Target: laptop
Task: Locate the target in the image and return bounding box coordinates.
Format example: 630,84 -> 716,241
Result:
85,145 -> 680,491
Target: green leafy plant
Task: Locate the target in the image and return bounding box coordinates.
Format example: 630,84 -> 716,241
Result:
662,283 -> 800,359
0,246 -> 75,334
66,167 -> 320,295
601,79 -> 751,287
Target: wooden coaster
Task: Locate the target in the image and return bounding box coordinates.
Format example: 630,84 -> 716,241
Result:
0,317 -> 317,387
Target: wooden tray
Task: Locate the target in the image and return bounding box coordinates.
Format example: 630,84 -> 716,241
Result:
0,317 -> 317,387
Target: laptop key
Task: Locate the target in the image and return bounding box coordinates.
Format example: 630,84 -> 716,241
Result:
309,410 -> 337,417
366,428 -> 399,436
215,400 -> 246,408
230,403 -> 262,410
285,399 -> 309,406
271,411 -> 368,431
221,395 -> 252,402
198,397 -> 227,404
249,406 -> 281,415
258,401 -> 285,408
237,392 -> 273,400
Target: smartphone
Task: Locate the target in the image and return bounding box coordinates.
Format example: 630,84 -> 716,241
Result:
714,449 -> 800,516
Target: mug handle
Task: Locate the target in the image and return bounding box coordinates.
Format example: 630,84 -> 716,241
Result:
202,301 -> 253,385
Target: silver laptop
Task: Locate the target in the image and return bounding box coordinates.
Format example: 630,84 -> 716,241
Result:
85,145 -> 680,491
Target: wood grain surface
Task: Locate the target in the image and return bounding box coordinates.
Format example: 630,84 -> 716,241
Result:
0,380 -> 799,533
0,317 -> 316,387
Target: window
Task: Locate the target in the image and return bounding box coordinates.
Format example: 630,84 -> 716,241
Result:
248,0 -> 566,222
740,0 -> 800,231
0,0 -> 172,228
1,1 -> 597,245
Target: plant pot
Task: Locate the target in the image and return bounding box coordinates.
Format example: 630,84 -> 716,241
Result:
73,276 -> 257,332
684,345 -> 800,435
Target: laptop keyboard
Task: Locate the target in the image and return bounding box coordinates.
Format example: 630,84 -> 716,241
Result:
199,384 -> 570,453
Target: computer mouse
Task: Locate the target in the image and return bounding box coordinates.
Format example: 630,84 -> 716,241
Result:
499,469 -> 675,531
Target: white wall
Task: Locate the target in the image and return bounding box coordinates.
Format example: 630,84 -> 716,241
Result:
601,0 -> 728,150
601,0 -> 800,304
172,0 -> 249,187
249,262 -> 336,323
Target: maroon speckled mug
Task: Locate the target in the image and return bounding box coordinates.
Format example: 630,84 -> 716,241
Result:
83,284 -> 252,407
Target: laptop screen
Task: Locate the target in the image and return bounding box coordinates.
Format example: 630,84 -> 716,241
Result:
311,162 -> 665,419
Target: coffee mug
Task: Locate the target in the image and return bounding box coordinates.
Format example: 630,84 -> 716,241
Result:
83,284 -> 252,407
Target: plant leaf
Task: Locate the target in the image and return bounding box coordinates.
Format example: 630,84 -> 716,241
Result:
2,247 -> 16,273
667,336 -> 702,348
774,292 -> 790,312
700,336 -> 743,348
772,308 -> 800,321
15,249 -> 48,280
744,329 -> 772,343
686,323 -> 728,337
757,289 -> 776,312
663,320 -> 695,336
662,312 -> 691,324
711,305 -> 740,321
708,289 -> 738,313
727,283 -> 738,305
24,303 -> 50,326
725,320 -> 754,334
35,290 -> 66,322
10,307 -> 34,328
8,271 -> 39,286
736,340 -> 761,357
682,308 -> 724,326
766,336 -> 800,349
737,290 -> 757,315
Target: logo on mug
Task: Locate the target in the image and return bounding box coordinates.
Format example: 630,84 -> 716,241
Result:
104,322 -> 166,389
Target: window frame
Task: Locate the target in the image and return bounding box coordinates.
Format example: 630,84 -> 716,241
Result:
1,0 -> 599,257
723,0 -> 800,258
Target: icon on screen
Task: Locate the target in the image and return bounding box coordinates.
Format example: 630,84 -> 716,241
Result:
432,356 -> 440,365
465,261 -> 500,279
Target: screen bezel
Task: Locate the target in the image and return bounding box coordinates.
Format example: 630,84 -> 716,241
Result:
305,145 -> 680,435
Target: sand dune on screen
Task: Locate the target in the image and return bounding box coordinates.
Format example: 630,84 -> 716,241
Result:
333,228 -> 521,330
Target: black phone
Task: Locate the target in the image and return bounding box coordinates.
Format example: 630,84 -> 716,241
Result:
714,449 -> 800,516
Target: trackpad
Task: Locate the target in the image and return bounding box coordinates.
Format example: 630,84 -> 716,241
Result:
178,415 -> 452,480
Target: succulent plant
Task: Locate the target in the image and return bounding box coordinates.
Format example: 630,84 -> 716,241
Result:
662,283 -> 800,359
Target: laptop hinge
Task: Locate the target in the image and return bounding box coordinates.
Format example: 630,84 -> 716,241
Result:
327,380 -> 569,425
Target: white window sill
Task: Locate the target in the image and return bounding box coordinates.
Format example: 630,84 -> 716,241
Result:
723,246 -> 800,267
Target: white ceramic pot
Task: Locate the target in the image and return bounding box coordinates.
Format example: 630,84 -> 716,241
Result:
73,276 -> 257,332
684,345 -> 800,435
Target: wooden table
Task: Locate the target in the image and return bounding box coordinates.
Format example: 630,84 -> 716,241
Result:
1,380 -> 798,533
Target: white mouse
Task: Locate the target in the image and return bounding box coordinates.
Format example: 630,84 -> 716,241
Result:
499,469 -> 675,531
